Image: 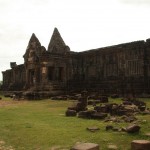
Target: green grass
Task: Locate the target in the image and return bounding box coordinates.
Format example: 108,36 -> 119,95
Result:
0,95 -> 150,150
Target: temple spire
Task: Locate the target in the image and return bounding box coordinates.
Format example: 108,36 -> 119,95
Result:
48,27 -> 67,53
23,33 -> 42,61
28,33 -> 41,46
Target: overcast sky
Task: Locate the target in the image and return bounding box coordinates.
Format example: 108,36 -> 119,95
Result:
1,0 -> 150,80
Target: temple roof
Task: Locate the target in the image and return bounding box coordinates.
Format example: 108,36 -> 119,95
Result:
23,33 -> 42,61
28,33 -> 41,47
47,28 -> 66,53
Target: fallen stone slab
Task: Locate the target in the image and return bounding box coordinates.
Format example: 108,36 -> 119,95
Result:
71,142 -> 99,150
131,140 -> 150,150
78,110 -> 96,119
107,144 -> 118,149
87,126 -> 100,132
65,109 -> 77,117
126,124 -> 140,133
91,113 -> 107,119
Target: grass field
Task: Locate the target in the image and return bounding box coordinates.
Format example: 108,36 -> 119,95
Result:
0,95 -> 149,150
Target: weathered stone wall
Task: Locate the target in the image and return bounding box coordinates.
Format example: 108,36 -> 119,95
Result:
68,40 -> 148,96
2,64 -> 25,91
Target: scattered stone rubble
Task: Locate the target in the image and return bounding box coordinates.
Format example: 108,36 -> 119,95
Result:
66,94 -> 150,137
66,94 -> 150,122
104,115 -> 137,123
105,124 -> 141,133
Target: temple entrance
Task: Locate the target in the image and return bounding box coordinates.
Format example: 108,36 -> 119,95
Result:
58,67 -> 64,81
29,69 -> 35,85
48,67 -> 64,81
48,67 -> 54,81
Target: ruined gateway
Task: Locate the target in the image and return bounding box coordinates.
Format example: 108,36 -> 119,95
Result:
2,28 -> 150,97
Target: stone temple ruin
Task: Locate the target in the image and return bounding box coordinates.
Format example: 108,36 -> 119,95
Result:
2,27 -> 150,98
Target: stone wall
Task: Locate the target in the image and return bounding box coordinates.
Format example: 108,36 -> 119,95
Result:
68,40 -> 149,96
2,64 -> 25,91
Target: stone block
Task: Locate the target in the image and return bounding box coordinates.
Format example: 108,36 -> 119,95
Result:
65,109 -> 77,117
126,124 -> 140,133
71,143 -> 99,150
91,112 -> 107,119
86,126 -> 100,132
131,140 -> 150,150
78,110 -> 96,118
